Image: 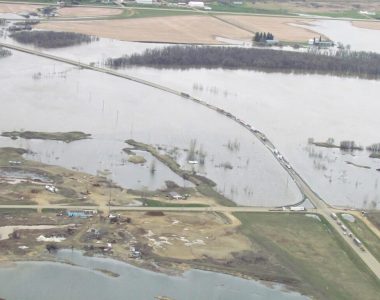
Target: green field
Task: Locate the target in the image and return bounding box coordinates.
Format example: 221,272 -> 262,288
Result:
209,2 -> 292,16
235,212 -> 380,300
114,7 -> 198,19
368,211 -> 380,230
339,213 -> 380,263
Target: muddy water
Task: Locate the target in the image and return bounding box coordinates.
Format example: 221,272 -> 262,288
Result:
0,249 -> 309,300
124,67 -> 380,209
0,136 -> 193,190
0,50 -> 301,206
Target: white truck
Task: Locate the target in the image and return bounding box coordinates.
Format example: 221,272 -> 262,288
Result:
290,206 -> 306,212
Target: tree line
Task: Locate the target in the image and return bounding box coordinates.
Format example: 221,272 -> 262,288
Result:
10,31 -> 98,49
106,45 -> 380,80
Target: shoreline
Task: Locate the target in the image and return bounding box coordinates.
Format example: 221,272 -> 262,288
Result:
0,247 -> 306,297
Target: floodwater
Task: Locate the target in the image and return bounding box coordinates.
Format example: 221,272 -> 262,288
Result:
0,249 -> 309,300
1,19 -> 379,208
294,20 -> 380,53
0,49 -> 301,206
124,68 -> 380,209
0,136 -> 193,190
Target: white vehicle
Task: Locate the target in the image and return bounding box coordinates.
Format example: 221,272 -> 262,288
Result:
290,206 -> 305,211
330,213 -> 338,220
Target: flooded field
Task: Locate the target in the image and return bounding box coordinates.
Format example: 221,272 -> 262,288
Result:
0,50 -> 300,206
296,20 -> 380,53
125,67 -> 380,209
0,249 -> 309,300
1,19 -> 379,208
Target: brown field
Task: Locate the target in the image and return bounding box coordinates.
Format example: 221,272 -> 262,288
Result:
124,211 -> 251,260
218,15 -> 321,42
57,7 -> 123,18
352,20 -> 380,30
36,14 -> 321,44
0,3 -> 42,13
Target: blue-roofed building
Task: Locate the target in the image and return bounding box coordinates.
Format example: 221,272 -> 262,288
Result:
67,210 -> 97,218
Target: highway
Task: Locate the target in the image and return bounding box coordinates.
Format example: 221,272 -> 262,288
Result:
0,42 -> 379,279
0,204 -> 314,213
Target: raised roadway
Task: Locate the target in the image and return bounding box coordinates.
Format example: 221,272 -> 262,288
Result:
0,41 -> 379,279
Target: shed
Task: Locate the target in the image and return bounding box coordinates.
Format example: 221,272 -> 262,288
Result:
168,191 -> 183,200
188,1 -> 205,8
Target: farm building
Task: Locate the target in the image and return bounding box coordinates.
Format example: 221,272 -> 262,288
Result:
67,209 -> 97,218
168,191 -> 183,200
188,1 -> 205,8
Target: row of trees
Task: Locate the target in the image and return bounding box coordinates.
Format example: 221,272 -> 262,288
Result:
106,45 -> 380,79
10,31 -> 98,49
0,47 -> 12,58
367,143 -> 380,152
253,32 -> 274,42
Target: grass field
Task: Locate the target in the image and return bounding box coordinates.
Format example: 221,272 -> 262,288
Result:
114,7 -> 198,19
209,2 -> 293,16
368,211 -> 380,230
339,213 -> 380,263
234,212 -> 380,300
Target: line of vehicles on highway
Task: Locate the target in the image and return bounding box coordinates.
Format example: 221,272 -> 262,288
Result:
330,213 -> 365,252
182,93 -> 293,170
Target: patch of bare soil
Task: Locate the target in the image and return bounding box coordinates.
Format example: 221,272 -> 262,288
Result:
57,7 -> 122,18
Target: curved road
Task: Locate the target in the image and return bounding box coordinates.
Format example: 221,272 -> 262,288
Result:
0,42 -> 379,279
